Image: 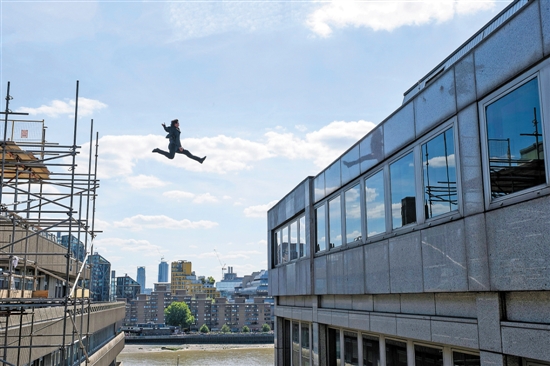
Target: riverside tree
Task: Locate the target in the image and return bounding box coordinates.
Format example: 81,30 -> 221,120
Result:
164,302 -> 195,330
262,323 -> 271,332
220,324 -> 231,333
242,325 -> 250,333
199,324 -> 210,333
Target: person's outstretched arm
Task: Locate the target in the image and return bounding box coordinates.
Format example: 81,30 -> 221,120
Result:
162,123 -> 170,133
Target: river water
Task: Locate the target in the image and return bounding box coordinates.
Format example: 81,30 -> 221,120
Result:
117,344 -> 274,366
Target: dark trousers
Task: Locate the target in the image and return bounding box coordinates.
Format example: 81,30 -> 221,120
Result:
156,143 -> 202,162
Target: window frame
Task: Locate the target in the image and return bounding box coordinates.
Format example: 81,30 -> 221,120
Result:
364,167 -> 389,241
273,212 -> 308,268
388,149 -> 418,231
479,63 -> 550,209
418,118 -> 461,224
343,182 -> 363,246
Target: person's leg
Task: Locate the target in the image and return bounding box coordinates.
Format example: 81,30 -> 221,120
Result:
177,148 -> 206,164
153,143 -> 176,159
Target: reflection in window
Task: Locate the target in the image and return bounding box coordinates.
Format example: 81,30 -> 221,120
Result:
292,322 -> 300,366
485,78 -> 544,199
274,230 -> 281,265
360,127 -> 384,173
302,324 -> 311,366
316,205 -> 326,252
342,145 -> 361,185
365,171 -> 386,237
390,153 -> 416,229
315,173 -> 326,202
422,128 -> 457,219
290,221 -> 298,261
363,335 -> 380,366
326,161 -> 342,196
415,345 -> 443,366
299,216 -> 306,257
453,351 -> 480,366
345,185 -> 362,243
344,331 -> 359,366
386,339 -> 407,366
329,196 -> 342,249
282,227 -> 289,263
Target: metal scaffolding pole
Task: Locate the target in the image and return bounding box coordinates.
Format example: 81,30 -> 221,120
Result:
0,81 -> 102,366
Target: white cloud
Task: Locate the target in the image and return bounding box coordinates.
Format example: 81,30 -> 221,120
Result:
127,174 -> 168,189
426,154 -> 455,168
19,98 -> 107,118
193,193 -> 219,204
112,214 -> 218,231
266,120 -> 376,167
76,119 -> 374,179
93,237 -> 163,255
243,200 -> 279,218
306,0 -> 496,37
167,2 -> 305,41
163,190 -> 196,200
162,190 -> 219,204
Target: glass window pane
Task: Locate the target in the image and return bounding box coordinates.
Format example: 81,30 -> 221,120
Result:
415,345 -> 443,366
390,152 -> 416,229
275,230 -> 281,265
316,205 -> 326,252
422,127 -> 457,219
345,184 -> 362,244
365,171 -> 386,237
360,127 -> 384,173
485,78 -> 544,199
344,331 -> 359,366
453,351 -> 480,366
292,322 -> 300,366
299,216 -> 307,257
329,328 -> 341,366
363,335 -> 380,366
282,227 -> 289,263
342,145 -> 361,185
326,161 -> 342,196
290,221 -> 298,261
315,173 -> 326,202
329,196 -> 342,249
386,339 -> 407,366
302,324 -> 311,366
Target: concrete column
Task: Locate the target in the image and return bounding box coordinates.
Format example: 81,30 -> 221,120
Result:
477,293 -> 503,352
480,351 -> 505,366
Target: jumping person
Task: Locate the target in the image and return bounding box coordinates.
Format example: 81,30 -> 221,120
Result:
152,119 -> 206,164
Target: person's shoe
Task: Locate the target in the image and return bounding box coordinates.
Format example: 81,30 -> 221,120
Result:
152,148 -> 159,153
200,156 -> 207,164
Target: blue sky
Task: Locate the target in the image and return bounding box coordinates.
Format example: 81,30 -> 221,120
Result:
1,0 -> 510,288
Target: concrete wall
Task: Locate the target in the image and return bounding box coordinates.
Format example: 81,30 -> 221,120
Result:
269,0 -> 550,364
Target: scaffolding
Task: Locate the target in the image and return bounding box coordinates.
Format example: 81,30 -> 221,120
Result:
0,81 -> 102,366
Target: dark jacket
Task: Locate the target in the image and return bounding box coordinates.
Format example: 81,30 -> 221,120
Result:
164,125 -> 182,149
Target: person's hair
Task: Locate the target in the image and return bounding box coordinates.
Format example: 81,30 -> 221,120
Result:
170,119 -> 179,127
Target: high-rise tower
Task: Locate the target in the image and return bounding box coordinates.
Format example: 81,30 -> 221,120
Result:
158,258 -> 169,282
136,266 -> 146,293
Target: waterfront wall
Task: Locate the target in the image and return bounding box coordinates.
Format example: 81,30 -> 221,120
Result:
125,333 -> 274,345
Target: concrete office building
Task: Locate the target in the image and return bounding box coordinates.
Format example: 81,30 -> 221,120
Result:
268,1 -> 550,365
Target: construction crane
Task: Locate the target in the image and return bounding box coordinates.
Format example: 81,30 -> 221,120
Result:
214,249 -> 226,280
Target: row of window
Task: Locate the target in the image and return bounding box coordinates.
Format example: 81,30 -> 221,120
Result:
315,123 -> 457,252
329,328 -> 479,366
275,215 -> 307,264
274,63 -> 548,263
